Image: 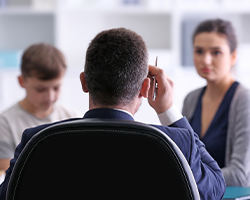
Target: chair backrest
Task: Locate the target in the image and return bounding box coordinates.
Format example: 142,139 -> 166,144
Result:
6,119 -> 200,200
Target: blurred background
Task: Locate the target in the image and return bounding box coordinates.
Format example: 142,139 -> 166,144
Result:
0,0 -> 250,124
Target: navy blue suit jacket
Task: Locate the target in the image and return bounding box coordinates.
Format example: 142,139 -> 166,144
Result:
0,108 -> 226,200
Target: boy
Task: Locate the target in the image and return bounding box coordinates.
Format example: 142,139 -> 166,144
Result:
0,43 -> 80,171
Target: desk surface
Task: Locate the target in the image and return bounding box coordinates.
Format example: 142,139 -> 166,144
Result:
223,187 -> 250,200
0,171 -> 5,185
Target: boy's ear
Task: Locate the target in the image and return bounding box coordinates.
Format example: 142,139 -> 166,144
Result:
18,75 -> 25,88
80,72 -> 89,93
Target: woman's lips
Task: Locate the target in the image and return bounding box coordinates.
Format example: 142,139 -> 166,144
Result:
201,68 -> 211,73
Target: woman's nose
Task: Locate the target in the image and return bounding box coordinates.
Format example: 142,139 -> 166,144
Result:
202,53 -> 212,65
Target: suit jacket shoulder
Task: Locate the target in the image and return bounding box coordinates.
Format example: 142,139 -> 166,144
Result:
152,117 -> 226,200
0,117 -> 82,200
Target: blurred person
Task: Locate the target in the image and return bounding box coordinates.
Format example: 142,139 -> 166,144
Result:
0,28 -> 225,200
182,19 -> 250,186
0,43 -> 81,171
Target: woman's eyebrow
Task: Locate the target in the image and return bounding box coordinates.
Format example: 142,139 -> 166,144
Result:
194,46 -> 221,50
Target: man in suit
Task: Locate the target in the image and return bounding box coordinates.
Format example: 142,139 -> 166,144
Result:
0,28 -> 225,200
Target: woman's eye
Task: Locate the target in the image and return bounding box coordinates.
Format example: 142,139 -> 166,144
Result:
195,49 -> 203,54
213,51 -> 221,55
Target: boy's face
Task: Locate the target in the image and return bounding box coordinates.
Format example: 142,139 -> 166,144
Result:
18,74 -> 64,112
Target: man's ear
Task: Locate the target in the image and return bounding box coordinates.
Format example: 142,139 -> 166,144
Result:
140,77 -> 150,98
18,75 -> 25,88
80,72 -> 89,93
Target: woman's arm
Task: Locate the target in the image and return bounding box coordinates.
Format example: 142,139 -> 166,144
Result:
222,86 -> 250,186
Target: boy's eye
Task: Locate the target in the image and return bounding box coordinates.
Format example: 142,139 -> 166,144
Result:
35,88 -> 46,93
54,86 -> 60,91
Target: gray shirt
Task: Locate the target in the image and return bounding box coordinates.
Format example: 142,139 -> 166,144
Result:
0,103 -> 81,159
182,84 -> 250,186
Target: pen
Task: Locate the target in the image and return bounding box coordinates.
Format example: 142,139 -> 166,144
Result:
152,56 -> 158,101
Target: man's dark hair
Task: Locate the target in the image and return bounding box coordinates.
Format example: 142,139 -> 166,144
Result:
84,28 -> 148,106
193,19 -> 237,53
21,43 -> 66,80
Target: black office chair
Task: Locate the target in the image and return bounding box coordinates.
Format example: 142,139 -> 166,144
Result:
6,119 -> 200,200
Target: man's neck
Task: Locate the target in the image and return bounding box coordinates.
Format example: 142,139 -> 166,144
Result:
88,95 -> 142,116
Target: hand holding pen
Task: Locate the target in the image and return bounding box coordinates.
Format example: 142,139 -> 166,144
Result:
152,56 -> 158,101
148,57 -> 174,114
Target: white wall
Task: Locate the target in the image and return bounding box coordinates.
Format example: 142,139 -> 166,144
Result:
1,0 -> 250,125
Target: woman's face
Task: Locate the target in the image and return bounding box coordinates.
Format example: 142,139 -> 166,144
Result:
193,32 -> 237,83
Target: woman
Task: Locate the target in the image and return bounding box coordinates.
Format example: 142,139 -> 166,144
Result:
182,19 -> 250,186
